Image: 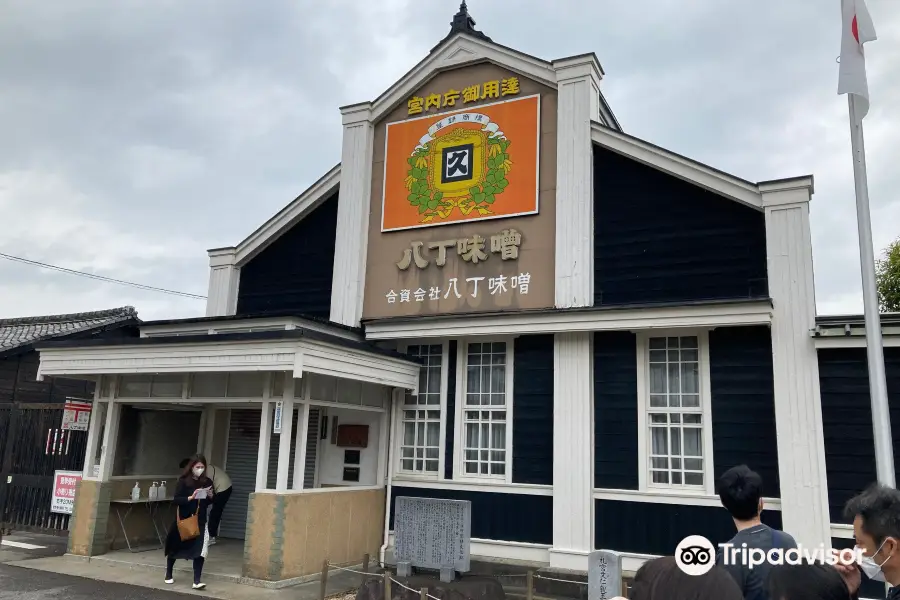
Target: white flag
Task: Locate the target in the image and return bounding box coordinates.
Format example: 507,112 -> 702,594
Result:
839,0 -> 877,119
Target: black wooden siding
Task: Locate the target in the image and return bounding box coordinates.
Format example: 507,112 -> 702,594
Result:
236,194 -> 338,318
391,485 -> 552,544
445,341 -> 457,480
512,335 -> 554,486
595,499 -> 783,555
594,331 -> 639,490
0,353 -> 94,404
709,326 -> 780,495
819,348 -> 900,523
593,145 -> 768,306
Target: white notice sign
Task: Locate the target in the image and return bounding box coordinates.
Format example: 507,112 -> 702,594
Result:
51,470 -> 82,515
273,401 -> 284,434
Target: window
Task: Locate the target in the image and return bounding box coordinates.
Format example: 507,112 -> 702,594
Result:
639,333 -> 712,492
458,340 -> 513,480
398,344 -> 444,475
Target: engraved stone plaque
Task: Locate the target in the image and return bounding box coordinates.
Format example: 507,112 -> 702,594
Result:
589,550 -> 622,600
394,496 -> 471,580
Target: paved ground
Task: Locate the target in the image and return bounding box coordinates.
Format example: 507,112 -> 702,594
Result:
0,562 -> 199,599
0,531 -> 69,563
0,530 -> 363,600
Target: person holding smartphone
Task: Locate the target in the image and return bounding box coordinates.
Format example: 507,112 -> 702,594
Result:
164,455 -> 214,590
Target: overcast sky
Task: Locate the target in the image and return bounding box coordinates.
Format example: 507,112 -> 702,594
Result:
1,0 -> 898,321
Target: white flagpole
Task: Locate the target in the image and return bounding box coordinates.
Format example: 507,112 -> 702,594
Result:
847,93 -> 895,487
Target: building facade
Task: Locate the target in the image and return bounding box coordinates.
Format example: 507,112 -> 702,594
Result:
35,4 -> 900,588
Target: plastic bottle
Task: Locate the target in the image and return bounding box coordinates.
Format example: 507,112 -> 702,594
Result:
131,482 -> 140,501
149,481 -> 158,501
158,480 -> 167,500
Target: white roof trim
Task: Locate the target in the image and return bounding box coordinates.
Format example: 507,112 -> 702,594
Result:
37,338 -> 419,390
360,33 -> 559,124
139,316 -> 361,342
364,301 -> 773,340
591,123 -> 764,210
221,164 -> 341,266
814,336 -> 900,349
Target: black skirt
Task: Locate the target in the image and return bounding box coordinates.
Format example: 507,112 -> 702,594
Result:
164,477 -> 213,560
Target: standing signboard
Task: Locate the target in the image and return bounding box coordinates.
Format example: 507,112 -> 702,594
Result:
50,470 -> 82,515
61,398 -> 92,431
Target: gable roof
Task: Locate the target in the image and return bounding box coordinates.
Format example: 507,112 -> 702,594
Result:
0,306 -> 140,358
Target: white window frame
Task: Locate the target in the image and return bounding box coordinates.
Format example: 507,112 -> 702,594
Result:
453,337 -> 515,484
393,340 -> 449,480
636,329 -> 715,495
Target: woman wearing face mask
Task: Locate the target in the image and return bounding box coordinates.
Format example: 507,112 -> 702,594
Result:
835,483 -> 900,600
163,454 -> 214,590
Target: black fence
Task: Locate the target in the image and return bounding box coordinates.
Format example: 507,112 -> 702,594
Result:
0,403 -> 88,533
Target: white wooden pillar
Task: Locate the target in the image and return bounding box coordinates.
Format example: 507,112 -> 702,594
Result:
760,178 -> 830,548
82,387 -> 106,480
330,102 -> 374,327
292,402 -> 311,490
255,401 -> 273,491
551,332 -> 594,570
275,377 -> 296,492
552,55 -> 602,309
202,407 -> 217,459
197,408 -> 209,455
97,400 -> 121,482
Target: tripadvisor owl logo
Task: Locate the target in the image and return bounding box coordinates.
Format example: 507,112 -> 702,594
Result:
675,535 -> 717,576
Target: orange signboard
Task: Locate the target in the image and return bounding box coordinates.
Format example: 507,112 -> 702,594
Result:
381,94 -> 540,232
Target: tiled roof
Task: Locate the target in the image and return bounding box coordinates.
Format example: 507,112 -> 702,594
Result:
0,306 -> 139,355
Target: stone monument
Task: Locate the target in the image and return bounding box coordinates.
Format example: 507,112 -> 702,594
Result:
588,550 -> 623,600
394,496 -> 471,582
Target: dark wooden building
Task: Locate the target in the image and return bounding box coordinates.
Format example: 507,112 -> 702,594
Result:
0,307 -> 139,533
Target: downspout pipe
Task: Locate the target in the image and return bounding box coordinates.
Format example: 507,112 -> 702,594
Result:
380,389 -> 399,567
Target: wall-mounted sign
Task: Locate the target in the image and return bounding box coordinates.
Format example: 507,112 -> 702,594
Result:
407,77 -> 520,116
273,401 -> 284,435
61,398 -> 92,431
336,424 -> 369,448
382,95 -> 540,232
363,64 -> 556,320
51,470 -> 82,515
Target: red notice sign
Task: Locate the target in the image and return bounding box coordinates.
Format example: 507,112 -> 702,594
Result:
51,470 -> 82,515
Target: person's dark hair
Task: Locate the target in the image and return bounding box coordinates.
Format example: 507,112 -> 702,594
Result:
843,482 -> 900,545
768,563 -> 851,600
630,556 -> 743,600
180,454 -> 209,481
717,464 -> 763,521
179,458 -> 190,470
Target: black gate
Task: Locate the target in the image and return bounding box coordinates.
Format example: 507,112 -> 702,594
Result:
0,403 -> 88,534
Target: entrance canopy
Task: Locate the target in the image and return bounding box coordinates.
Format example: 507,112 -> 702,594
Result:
35,316 -> 420,392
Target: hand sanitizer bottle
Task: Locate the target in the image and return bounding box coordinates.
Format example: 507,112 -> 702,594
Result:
131,482 -> 140,501
149,482 -> 158,501
158,480 -> 167,500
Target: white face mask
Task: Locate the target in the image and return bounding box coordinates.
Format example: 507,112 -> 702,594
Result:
859,540 -> 892,582
192,466 -> 205,477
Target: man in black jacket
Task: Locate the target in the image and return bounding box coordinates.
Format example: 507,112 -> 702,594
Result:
839,483 -> 900,599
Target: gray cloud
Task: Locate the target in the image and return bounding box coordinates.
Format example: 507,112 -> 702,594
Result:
0,0 -> 897,320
